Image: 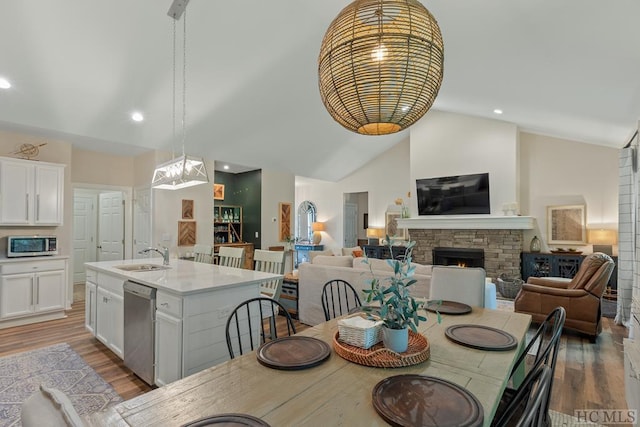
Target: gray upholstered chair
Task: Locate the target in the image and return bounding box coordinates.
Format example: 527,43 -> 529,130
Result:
429,265 -> 486,307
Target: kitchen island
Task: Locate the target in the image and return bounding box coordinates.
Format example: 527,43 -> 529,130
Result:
84,258 -> 282,386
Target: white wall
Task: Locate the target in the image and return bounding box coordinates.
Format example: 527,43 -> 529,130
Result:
261,169 -> 295,248
295,137 -> 411,254
408,110 -> 519,217
295,111 -> 619,257
519,132 -> 619,252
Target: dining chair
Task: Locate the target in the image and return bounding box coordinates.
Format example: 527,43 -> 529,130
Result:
193,244 -> 213,264
225,297 -> 296,359
429,265 -> 486,307
253,249 -> 286,300
321,279 -> 362,321
492,306 -> 566,427
493,364 -> 553,427
218,246 -> 245,268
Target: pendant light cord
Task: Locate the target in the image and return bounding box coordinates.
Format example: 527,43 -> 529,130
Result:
181,10 -> 187,157
172,17 -> 177,159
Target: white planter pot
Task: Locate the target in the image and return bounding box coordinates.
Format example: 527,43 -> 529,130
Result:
382,326 -> 408,353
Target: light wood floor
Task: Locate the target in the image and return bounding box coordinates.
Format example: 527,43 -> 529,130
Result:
0,285 -> 629,414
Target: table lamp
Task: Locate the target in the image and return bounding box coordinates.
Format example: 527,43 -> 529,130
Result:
366,228 -> 384,245
312,222 -> 325,245
588,228 -> 617,256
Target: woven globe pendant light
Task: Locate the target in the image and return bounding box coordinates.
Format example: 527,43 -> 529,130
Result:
318,0 -> 444,135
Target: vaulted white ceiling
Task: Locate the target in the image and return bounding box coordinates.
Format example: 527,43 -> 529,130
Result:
1,0 -> 638,181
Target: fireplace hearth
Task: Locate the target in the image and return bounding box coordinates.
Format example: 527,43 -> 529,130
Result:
433,247 -> 485,268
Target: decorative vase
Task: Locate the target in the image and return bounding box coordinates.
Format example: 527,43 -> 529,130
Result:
530,235 -> 541,253
382,326 -> 409,353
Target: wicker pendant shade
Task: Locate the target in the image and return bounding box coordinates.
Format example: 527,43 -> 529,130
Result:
318,0 -> 444,135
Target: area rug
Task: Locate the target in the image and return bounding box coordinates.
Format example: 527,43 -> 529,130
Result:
0,343 -> 123,427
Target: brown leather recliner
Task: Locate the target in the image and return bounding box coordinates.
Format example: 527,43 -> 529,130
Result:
514,252 -> 614,341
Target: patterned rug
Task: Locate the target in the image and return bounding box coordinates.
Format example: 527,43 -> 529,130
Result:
0,343 -> 123,427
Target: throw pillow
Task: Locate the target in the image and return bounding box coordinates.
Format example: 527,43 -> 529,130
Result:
21,385 -> 85,427
341,246 -> 362,256
313,255 -> 353,267
351,250 -> 364,258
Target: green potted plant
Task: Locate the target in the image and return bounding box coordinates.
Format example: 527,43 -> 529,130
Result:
362,239 -> 437,352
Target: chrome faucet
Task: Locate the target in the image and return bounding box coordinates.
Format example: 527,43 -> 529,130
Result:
139,246 -> 170,266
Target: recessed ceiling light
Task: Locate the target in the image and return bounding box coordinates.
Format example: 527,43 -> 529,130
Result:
223,165 -> 229,170
0,78 -> 11,89
493,109 -> 503,115
131,112 -> 144,122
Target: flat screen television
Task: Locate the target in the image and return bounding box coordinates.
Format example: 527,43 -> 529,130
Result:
416,173 -> 490,215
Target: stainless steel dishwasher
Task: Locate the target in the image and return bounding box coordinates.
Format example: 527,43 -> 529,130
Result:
123,280 -> 157,385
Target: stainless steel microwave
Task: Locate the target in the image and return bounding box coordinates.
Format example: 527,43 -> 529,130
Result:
7,235 -> 58,257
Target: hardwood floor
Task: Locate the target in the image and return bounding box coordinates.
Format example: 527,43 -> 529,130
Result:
0,285 -> 629,415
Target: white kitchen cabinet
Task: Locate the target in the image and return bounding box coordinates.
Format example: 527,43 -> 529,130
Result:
155,310 -> 183,386
96,286 -> 124,359
0,273 -> 33,318
155,291 -> 183,386
85,281 -> 97,335
0,259 -> 66,321
0,157 -> 64,226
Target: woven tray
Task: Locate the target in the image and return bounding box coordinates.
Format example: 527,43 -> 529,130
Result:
332,330 -> 430,368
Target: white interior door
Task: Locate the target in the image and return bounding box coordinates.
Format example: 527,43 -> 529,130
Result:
344,202 -> 358,247
72,192 -> 97,283
133,187 -> 152,259
98,191 -> 124,261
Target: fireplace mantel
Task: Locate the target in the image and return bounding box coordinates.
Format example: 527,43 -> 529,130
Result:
397,215 -> 535,230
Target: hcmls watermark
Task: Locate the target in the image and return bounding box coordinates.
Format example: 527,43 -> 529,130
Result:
574,409 -> 637,425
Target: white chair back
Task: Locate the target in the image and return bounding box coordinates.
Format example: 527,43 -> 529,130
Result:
253,249 -> 286,300
193,244 -> 213,264
219,246 -> 245,269
430,265 -> 486,308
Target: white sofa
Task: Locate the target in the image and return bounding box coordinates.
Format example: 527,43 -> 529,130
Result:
297,255 -> 432,326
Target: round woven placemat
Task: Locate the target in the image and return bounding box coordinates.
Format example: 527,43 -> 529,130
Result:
332,330 -> 430,368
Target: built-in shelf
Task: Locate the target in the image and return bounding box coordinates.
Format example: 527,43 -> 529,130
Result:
397,215 -> 535,230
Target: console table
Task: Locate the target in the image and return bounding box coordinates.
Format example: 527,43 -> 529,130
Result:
521,252 -> 618,290
280,273 -> 298,319
362,244 -> 408,260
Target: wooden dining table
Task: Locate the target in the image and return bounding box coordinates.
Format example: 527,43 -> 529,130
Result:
88,307 -> 531,427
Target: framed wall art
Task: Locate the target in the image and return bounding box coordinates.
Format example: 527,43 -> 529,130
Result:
547,204 -> 586,245
385,211 -> 406,241
182,199 -> 194,219
178,221 -> 196,246
279,202 -> 292,241
213,184 -> 225,200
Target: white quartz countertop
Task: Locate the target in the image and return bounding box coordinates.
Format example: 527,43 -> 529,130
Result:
85,258 -> 282,296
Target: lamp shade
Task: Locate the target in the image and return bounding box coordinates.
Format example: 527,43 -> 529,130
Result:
366,228 -> 384,238
318,0 -> 444,135
587,229 -> 618,245
312,222 -> 325,232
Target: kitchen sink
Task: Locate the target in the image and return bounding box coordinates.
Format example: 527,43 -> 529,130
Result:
114,264 -> 171,272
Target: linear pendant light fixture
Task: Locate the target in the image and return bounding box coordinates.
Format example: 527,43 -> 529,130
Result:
152,0 -> 209,190
318,0 -> 444,135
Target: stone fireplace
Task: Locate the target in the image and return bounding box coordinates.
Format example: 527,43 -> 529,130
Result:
398,216 -> 534,281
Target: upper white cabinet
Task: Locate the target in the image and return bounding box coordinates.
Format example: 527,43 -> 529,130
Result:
0,157 -> 65,226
